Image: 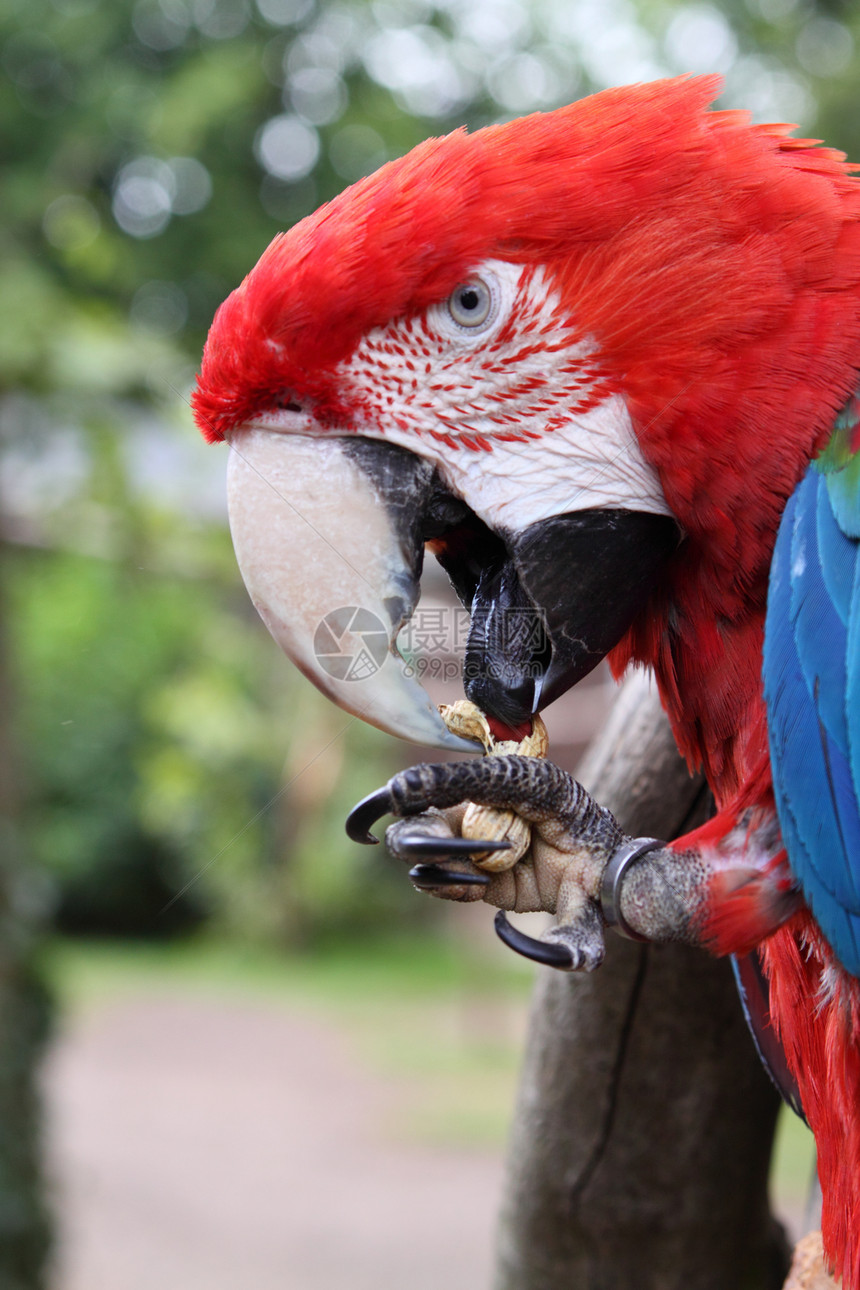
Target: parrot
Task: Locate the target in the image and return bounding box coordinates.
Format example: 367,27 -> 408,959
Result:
192,76 -> 860,1285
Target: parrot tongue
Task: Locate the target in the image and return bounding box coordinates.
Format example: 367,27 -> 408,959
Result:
486,715 -> 532,743
487,717 -> 533,748
226,428 -> 478,753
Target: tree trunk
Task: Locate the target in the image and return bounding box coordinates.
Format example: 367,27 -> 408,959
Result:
0,549 -> 52,1288
494,672 -> 789,1290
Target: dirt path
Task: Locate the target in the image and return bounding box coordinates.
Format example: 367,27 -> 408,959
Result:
44,993 -> 507,1290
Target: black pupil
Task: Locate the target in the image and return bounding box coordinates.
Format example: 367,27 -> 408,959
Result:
459,287 -> 480,311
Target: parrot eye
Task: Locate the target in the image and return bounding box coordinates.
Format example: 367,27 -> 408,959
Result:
447,278 -> 493,329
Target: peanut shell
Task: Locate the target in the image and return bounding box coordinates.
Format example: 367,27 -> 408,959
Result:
439,707 -> 549,872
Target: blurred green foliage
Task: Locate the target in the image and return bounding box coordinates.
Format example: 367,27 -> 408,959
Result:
2,0 -> 858,942
8,540 -> 424,941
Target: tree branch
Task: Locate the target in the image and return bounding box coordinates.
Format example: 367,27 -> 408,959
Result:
493,672 -> 789,1290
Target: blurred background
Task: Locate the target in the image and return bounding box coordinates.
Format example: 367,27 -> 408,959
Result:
2,0 -> 857,1283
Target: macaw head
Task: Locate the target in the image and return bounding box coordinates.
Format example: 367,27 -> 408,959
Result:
193,75 -> 860,776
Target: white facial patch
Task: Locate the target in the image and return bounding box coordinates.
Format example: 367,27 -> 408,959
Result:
429,393 -> 670,534
336,259 -> 671,534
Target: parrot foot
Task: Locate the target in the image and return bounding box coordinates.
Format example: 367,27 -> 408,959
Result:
495,906 -> 605,972
408,863 -> 490,892
347,736 -> 801,966
348,758 -> 792,964
393,833 -> 511,860
384,816 -> 495,903
346,757 -> 626,950
494,912 -> 575,968
346,786 -> 398,844
346,755 -> 618,849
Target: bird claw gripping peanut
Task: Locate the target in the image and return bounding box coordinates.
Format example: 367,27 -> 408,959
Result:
347,700 -> 714,973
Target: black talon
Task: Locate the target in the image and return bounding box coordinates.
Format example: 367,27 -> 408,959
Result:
494,910 -> 575,970
408,864 -> 491,890
346,787 -> 395,844
394,834 -> 511,859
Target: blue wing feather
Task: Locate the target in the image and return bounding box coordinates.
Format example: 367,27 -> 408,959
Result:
817,481 -> 853,628
765,494 -> 859,911
764,393 -> 860,976
844,551 -> 860,921
790,474 -> 849,755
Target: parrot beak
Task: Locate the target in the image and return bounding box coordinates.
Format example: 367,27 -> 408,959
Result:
431,506 -> 682,733
226,428 -> 479,754
227,425 -> 679,748
473,508 -> 682,723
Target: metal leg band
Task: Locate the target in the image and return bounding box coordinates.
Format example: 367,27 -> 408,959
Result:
600,837 -> 664,942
